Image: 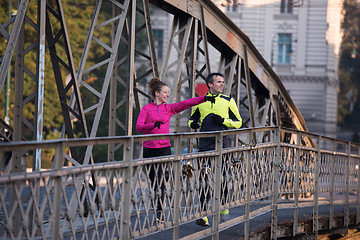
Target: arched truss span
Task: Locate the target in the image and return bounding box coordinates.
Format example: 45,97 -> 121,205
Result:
0,0 -> 310,171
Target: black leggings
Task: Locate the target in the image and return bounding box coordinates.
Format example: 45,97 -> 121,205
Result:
143,146 -> 171,212
198,150 -> 228,210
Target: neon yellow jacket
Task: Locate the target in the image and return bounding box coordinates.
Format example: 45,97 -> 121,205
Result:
189,92 -> 242,150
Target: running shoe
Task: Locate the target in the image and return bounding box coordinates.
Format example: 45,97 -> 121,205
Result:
156,211 -> 165,223
220,209 -> 229,222
196,216 -> 209,227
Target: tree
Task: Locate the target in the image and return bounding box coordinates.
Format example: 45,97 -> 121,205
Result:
338,0 -> 360,132
0,0 -> 150,163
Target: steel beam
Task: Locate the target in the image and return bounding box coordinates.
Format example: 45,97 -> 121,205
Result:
0,0 -> 29,94
0,0 -> 312,168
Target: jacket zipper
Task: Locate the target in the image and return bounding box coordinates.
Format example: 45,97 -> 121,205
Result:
211,93 -> 215,109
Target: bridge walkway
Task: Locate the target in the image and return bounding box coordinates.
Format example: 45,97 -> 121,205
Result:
140,193 -> 358,240
0,126 -> 359,239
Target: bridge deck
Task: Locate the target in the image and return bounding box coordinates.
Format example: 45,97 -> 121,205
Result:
138,193 -> 358,240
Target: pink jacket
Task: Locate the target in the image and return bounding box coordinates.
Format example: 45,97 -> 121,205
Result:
136,96 -> 205,148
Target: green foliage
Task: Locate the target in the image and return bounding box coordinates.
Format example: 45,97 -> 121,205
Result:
85,0 -> 150,162
1,0 -> 150,164
338,0 -> 360,131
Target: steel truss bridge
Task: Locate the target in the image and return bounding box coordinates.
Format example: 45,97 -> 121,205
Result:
0,0 -> 359,239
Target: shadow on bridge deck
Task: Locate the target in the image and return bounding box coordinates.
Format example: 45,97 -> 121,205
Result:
139,192 -> 359,240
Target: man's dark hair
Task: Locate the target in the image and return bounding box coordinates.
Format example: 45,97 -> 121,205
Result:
205,72 -> 224,88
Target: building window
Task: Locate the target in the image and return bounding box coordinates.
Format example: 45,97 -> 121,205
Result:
227,0 -> 239,12
280,0 -> 293,14
277,34 -> 292,64
153,29 -> 163,59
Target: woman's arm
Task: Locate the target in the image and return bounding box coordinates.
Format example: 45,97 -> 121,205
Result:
169,96 -> 206,115
136,108 -> 154,133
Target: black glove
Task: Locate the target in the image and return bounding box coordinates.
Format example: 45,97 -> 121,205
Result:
213,114 -> 224,125
154,121 -> 164,129
204,95 -> 216,104
190,122 -> 200,129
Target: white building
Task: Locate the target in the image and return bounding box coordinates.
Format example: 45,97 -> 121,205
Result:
218,0 -> 343,137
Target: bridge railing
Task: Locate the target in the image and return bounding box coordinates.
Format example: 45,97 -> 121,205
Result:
0,126 -> 359,239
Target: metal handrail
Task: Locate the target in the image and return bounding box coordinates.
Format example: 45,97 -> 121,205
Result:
0,126 -> 359,239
